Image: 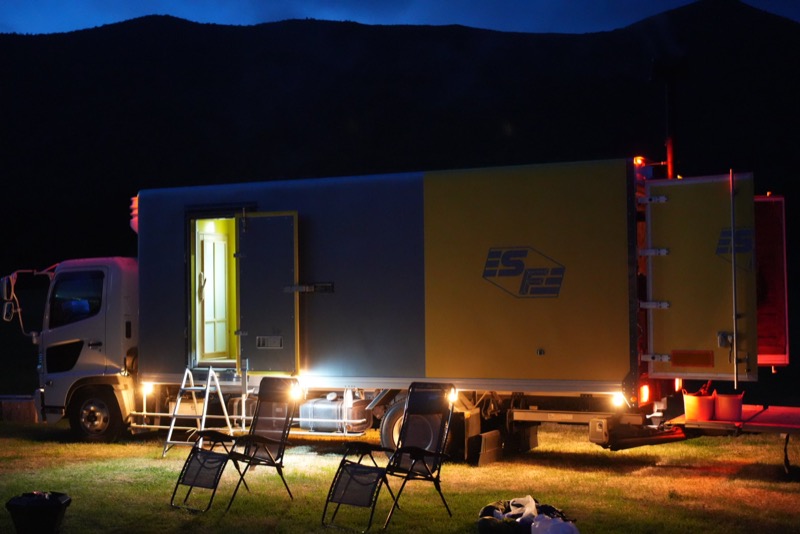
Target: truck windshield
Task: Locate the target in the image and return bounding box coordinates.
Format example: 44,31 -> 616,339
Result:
48,271 -> 104,328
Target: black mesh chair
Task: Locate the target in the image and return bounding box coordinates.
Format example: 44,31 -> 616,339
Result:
224,376 -> 298,510
321,382 -> 454,530
170,434 -> 231,513
383,382 -> 454,527
321,442 -> 396,531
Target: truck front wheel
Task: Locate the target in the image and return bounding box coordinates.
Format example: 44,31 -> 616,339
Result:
68,387 -> 123,442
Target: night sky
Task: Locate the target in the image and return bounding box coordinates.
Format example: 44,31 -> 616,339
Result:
0,0 -> 797,400
2,0 -> 800,35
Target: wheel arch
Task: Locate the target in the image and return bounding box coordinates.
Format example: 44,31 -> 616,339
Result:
66,375 -> 134,423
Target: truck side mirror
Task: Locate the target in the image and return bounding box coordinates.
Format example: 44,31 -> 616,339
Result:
1,275 -> 13,301
2,301 -> 15,322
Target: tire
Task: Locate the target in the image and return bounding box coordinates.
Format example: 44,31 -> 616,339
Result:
379,398 -> 440,454
379,400 -> 405,451
68,387 -> 124,442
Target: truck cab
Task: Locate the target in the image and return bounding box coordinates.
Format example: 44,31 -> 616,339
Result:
3,257 -> 139,440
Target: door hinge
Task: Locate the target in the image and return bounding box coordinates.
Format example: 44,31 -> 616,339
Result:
641,353 -> 671,362
639,248 -> 669,256
640,301 -> 670,309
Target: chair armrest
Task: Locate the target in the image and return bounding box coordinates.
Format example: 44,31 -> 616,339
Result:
234,434 -> 283,448
191,429 -> 235,450
194,429 -> 234,441
343,441 -> 393,456
396,445 -> 450,462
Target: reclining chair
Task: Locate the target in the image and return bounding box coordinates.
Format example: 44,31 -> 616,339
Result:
171,376 -> 298,512
322,381 -> 455,530
224,376 -> 299,510
170,432 -> 231,513
322,441 -> 396,531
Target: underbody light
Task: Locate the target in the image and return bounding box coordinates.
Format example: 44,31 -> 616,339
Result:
448,388 -> 459,404
142,382 -> 154,396
289,381 -> 304,401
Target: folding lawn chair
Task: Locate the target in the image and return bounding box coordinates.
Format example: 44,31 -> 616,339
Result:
321,441 -> 396,531
382,381 -> 455,527
224,376 -> 299,510
170,433 -> 231,513
321,381 -> 455,530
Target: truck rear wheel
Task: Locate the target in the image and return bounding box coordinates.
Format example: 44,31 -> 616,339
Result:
379,397 -> 442,453
68,387 -> 123,442
379,401 -> 405,451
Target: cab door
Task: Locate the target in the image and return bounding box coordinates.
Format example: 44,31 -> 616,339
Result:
236,212 -> 298,373
40,267 -> 109,421
644,172 -> 758,382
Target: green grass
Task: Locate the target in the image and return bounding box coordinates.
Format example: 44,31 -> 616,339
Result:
1,421 -> 799,533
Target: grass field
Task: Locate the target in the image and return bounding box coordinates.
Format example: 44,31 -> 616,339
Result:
1,420 -> 799,533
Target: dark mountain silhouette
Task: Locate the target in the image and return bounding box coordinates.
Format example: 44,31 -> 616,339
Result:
0,0 -> 798,394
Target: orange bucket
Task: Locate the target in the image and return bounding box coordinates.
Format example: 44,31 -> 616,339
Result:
714,391 -> 744,421
683,390 -> 715,421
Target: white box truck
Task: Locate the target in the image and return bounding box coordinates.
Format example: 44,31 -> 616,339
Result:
1,159 -> 789,456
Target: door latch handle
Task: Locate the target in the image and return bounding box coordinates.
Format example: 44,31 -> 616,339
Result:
87,341 -> 103,349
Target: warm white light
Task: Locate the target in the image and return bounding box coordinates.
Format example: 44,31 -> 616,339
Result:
142,382 -> 154,396
448,388 -> 459,404
611,392 -> 626,408
290,381 -> 304,401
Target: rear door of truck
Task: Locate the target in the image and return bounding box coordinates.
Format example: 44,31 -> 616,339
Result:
644,172 -> 759,383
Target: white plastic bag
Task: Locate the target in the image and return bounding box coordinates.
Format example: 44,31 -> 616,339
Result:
530,514 -> 580,533
507,495 -> 538,526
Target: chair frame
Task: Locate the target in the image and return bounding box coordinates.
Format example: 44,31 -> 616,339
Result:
170,433 -> 231,513
321,381 -> 454,530
176,376 -> 298,512
321,442 -> 396,531
224,376 -> 298,510
383,381 -> 454,528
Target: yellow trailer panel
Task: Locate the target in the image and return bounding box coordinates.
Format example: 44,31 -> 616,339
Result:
423,160 -> 636,385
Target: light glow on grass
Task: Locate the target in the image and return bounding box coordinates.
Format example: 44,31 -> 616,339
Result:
1,421 -> 799,533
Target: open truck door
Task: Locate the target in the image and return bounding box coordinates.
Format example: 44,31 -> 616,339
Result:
644,172 -> 759,385
235,212 -> 299,374
753,195 -> 789,367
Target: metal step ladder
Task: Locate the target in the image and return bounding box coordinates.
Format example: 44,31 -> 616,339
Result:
162,367 -> 233,457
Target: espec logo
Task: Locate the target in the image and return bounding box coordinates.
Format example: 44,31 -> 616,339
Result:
715,227 -> 754,269
482,247 -> 565,298
715,227 -> 753,255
